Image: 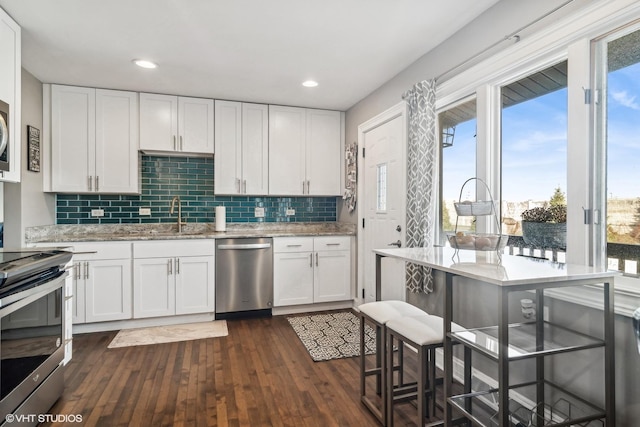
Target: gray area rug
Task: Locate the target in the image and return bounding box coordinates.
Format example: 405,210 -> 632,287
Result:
287,311 -> 376,362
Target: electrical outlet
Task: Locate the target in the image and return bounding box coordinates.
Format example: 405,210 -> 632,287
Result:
286,208 -> 295,216
139,207 -> 151,216
543,306 -> 549,321
254,207 -> 265,218
91,209 -> 104,217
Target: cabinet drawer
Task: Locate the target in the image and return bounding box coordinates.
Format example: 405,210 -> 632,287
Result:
133,240 -> 214,258
39,241 -> 132,261
313,236 -> 351,252
273,237 -> 313,253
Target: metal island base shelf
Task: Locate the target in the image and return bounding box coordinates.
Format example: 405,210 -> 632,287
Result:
373,247 -> 617,427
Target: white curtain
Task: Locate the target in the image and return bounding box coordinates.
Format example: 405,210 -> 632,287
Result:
403,79 -> 437,293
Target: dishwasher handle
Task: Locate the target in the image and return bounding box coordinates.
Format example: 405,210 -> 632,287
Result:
217,243 -> 272,250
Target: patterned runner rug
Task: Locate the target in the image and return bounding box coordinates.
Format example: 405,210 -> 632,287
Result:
287,311 -> 376,362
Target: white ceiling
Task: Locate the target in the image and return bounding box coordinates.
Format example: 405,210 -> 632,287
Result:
0,0 -> 499,111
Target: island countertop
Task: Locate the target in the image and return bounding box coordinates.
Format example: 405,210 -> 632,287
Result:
26,222 -> 356,244
374,246 -> 617,287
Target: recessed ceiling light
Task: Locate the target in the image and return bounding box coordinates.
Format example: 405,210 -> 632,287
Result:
133,59 -> 157,69
302,80 -> 318,88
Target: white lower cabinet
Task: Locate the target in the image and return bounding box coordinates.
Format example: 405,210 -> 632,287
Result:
133,240 -> 215,318
70,242 -> 133,323
273,236 -> 351,307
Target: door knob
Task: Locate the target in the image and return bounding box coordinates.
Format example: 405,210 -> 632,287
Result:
388,240 -> 402,248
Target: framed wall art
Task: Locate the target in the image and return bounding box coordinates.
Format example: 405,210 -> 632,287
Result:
27,125 -> 40,172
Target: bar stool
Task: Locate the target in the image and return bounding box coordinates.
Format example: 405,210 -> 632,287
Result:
358,300 -> 427,425
385,314 -> 465,427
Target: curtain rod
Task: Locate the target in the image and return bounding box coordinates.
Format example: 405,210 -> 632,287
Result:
435,0 -> 576,82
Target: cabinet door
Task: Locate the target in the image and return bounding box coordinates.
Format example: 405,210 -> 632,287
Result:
268,105 -> 306,195
95,89 -> 139,193
0,10 -> 20,183
313,250 -> 351,303
133,257 -> 175,318
85,259 -> 132,322
175,255 -> 215,315
306,109 -> 342,195
139,93 -> 178,152
214,100 -> 242,194
242,103 -> 269,194
273,252 -> 314,306
178,97 -> 214,154
51,85 -> 95,192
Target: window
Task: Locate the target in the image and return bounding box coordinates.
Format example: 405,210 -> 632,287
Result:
439,97 -> 477,234
596,26 -> 640,276
376,163 -> 387,212
500,62 -> 568,246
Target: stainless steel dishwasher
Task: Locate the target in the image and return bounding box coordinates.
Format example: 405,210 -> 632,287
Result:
215,237 -> 273,319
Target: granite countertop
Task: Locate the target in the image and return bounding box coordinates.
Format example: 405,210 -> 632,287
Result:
26,222 -> 357,243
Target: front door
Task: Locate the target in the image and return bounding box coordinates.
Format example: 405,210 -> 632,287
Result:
359,102 -> 407,303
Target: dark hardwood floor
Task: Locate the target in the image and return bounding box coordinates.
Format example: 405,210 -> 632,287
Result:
42,311 -> 430,427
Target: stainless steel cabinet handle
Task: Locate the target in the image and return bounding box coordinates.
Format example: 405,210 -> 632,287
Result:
287,244 -> 302,247
180,136 -> 183,151
84,262 -> 89,279
325,243 -> 341,246
236,178 -> 241,193
168,258 -> 173,275
176,258 -> 180,274
315,252 -> 318,266
173,135 -> 177,151
310,253 -> 313,268
307,180 -> 310,194
74,262 -> 80,280
243,180 -> 247,194
96,176 -> 99,192
302,181 -> 305,194
88,176 -> 92,191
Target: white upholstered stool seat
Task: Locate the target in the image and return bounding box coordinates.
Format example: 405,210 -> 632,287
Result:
357,301 -> 427,426
385,314 -> 465,427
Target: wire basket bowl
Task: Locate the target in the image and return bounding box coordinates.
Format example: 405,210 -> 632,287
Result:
454,200 -> 494,216
447,233 -> 509,251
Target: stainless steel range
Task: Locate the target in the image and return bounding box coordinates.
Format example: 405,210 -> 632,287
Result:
0,249 -> 72,426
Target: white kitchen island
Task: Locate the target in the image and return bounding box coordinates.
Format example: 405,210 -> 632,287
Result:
373,246 -> 617,427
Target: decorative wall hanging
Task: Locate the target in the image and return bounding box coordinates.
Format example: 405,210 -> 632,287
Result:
343,141 -> 357,212
27,125 -> 40,172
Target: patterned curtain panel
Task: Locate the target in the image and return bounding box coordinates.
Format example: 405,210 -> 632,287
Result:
403,79 -> 437,293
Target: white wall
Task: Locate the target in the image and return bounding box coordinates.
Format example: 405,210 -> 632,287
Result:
3,68 -> 55,248
339,0 -> 600,222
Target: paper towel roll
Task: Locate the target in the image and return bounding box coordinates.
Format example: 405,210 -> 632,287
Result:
215,206 -> 226,231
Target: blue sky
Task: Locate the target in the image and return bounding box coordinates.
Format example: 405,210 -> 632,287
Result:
442,61 -> 640,203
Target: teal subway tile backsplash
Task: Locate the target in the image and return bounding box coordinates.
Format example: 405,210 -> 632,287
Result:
55,155 -> 337,225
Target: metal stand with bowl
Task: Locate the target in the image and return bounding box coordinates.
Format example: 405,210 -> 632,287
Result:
447,177 -> 508,259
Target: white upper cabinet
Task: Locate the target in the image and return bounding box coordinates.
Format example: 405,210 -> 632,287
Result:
214,100 -> 268,195
140,93 -> 214,155
48,85 -> 139,193
0,9 -> 20,183
95,89 -> 139,193
306,109 -> 342,195
268,105 -> 342,196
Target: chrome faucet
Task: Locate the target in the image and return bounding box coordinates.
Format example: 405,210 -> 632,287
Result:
170,196 -> 186,232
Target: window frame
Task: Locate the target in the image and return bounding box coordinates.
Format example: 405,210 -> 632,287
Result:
434,0 -> 640,315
